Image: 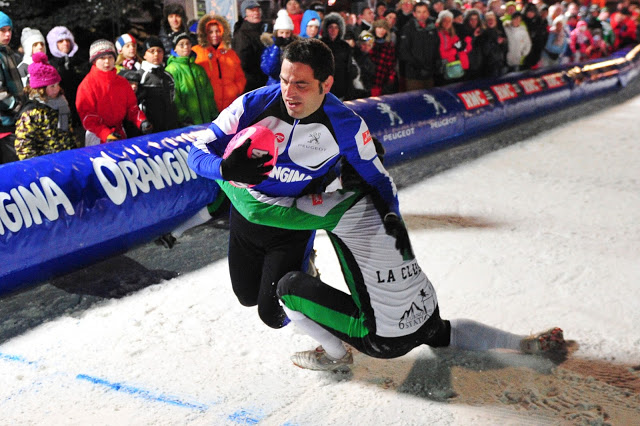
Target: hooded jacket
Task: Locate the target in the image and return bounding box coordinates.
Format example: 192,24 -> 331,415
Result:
192,15 -> 246,111
299,10 -> 322,38
321,13 -> 356,100
165,54 -> 219,126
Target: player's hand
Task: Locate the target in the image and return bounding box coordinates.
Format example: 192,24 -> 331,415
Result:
220,139 -> 273,185
383,213 -> 413,258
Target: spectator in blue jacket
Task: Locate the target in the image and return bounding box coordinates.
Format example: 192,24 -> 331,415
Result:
260,10 -> 298,86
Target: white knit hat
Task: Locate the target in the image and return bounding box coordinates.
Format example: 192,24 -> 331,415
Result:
274,10 -> 294,31
20,27 -> 46,58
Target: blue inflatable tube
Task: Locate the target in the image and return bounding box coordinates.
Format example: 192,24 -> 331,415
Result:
347,45 -> 640,165
1,46 -> 639,296
1,126 -> 219,295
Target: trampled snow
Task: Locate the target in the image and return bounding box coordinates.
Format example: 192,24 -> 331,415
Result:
1,90 -> 639,425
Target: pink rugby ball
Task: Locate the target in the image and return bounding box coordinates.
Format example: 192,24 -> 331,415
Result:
223,125 -> 278,188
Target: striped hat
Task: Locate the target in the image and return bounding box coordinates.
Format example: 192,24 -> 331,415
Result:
89,39 -> 117,63
115,33 -> 136,54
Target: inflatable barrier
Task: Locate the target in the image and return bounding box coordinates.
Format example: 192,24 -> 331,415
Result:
1,46 -> 639,296
347,45 -> 640,166
1,128 -> 218,294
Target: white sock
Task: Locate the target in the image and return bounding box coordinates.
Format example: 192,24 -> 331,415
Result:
171,207 -> 211,238
282,306 -> 347,359
449,319 -> 526,351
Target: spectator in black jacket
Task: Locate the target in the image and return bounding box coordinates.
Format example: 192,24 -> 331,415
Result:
321,12 -> 356,100
522,2 -> 549,70
233,0 -> 269,93
138,37 -> 178,132
478,11 -> 507,78
398,2 -> 440,91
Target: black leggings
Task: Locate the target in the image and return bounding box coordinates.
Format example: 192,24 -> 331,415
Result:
277,271 -> 451,359
228,205 -> 314,329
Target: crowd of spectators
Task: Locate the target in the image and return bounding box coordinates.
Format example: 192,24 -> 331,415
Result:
1,0 -> 638,164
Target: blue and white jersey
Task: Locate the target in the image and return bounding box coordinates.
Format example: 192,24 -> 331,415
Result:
188,84 -> 399,215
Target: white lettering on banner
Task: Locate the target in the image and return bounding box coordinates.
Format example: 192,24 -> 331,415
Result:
382,127 -> 416,142
458,90 -> 490,109
429,116 -> 457,129
519,78 -> 543,94
490,83 -> 518,102
542,73 -> 565,88
93,146 -> 197,206
0,177 -> 74,235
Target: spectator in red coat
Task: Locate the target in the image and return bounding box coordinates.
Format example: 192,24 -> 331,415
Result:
76,40 -> 151,146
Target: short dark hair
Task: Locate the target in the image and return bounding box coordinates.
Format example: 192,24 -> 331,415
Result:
414,2 -> 429,12
282,38 -> 334,82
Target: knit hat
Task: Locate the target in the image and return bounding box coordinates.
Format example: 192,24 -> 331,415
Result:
20,28 -> 46,58
115,33 -> 136,54
0,12 -> 12,29
46,26 -> 78,58
28,52 -> 61,89
143,36 -> 165,53
172,32 -> 191,48
241,0 -> 260,18
89,39 -> 117,63
306,18 -> 320,28
436,10 -> 454,23
274,10 -> 295,31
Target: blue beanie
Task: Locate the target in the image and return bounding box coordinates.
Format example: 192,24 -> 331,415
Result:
0,12 -> 12,29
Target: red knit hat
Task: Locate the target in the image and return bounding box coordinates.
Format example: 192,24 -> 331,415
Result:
28,52 -> 61,89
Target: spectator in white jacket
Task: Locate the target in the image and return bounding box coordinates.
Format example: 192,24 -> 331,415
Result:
504,11 -> 531,72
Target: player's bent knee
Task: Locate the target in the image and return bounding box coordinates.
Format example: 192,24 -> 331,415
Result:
276,271 -> 305,298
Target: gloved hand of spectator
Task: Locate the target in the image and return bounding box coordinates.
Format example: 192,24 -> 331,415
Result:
454,40 -> 464,51
220,139 -> 273,185
383,212 -> 413,257
370,87 -> 382,97
140,120 -> 153,134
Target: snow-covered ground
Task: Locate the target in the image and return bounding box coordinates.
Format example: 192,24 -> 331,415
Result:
1,88 -> 639,425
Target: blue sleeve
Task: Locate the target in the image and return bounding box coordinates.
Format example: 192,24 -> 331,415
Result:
188,143 -> 224,181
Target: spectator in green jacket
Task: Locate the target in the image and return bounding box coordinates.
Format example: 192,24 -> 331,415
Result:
165,32 -> 219,127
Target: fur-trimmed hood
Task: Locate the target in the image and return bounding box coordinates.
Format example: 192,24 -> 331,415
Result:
260,32 -> 300,47
197,14 -> 232,48
321,12 -> 346,40
162,3 -> 189,34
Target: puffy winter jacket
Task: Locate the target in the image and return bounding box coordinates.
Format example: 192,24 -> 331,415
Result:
166,55 -> 219,126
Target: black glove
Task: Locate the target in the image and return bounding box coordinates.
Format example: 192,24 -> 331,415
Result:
383,213 -> 413,258
140,120 -> 153,134
220,138 -> 273,185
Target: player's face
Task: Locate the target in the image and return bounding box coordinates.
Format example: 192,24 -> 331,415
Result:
280,59 -> 333,119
